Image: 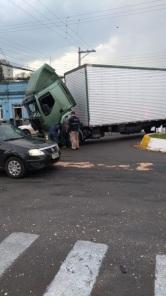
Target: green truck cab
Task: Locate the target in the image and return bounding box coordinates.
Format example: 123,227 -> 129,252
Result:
23,64 -> 76,132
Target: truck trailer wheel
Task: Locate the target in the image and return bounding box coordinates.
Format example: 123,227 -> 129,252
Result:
79,130 -> 85,144
144,127 -> 151,134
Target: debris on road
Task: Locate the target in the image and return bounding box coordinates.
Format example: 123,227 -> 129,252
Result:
57,161 -> 154,172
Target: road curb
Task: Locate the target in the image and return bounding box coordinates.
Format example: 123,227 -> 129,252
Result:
140,134 -> 166,152
140,134 -> 151,149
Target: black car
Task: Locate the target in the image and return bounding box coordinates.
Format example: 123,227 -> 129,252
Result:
0,123 -> 60,178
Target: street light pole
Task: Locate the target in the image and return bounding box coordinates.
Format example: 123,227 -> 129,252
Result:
78,47 -> 96,66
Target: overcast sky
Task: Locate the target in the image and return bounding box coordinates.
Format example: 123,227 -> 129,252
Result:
0,0 -> 166,75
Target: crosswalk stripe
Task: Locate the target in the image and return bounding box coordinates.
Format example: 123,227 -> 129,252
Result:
0,232 -> 39,277
2,234 -> 165,295
44,240 -> 108,296
155,255 -> 166,296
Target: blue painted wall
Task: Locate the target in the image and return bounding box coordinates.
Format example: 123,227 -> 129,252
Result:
0,81 -> 28,121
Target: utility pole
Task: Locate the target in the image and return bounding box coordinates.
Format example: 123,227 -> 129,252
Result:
78,47 -> 96,66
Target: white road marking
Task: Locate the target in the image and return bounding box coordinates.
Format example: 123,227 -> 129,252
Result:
155,255 -> 166,296
0,232 -> 39,276
44,240 -> 108,296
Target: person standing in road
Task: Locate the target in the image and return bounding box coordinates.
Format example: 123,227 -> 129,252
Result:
48,123 -> 61,144
61,115 -> 70,148
68,111 -> 80,150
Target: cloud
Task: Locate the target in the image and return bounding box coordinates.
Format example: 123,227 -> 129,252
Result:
87,37 -> 119,64
5,0 -> 165,78
28,36 -> 120,75
28,46 -> 77,75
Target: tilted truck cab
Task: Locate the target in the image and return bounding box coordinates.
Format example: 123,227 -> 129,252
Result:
23,64 -> 76,132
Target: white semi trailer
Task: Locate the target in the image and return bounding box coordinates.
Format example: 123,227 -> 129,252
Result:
65,64 -> 166,140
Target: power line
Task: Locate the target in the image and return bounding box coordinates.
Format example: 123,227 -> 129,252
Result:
22,0 -> 91,48
65,2 -> 166,26
1,1 -> 166,69
0,37 -> 46,59
0,1 -> 165,36
0,60 -> 34,72
1,0 -> 165,28
37,0 -> 91,48
0,2 -> 165,35
0,51 -> 33,68
8,0 -> 94,67
66,4 -> 166,25
8,0 -> 77,47
1,1 -> 166,31
0,0 -> 79,67
110,53 -> 166,62
66,0 -> 166,18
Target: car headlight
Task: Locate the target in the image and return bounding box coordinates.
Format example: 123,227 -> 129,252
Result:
28,149 -> 45,156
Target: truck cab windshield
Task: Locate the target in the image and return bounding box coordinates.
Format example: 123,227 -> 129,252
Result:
26,99 -> 39,117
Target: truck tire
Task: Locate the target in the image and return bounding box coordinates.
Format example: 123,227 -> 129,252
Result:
144,127 -> 151,134
5,157 -> 25,178
79,130 -> 85,144
23,129 -> 31,136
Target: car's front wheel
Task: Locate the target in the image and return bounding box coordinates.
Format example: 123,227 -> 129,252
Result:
5,157 -> 25,178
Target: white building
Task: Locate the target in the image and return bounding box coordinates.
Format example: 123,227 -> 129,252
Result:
0,59 -> 13,79
15,72 -> 29,79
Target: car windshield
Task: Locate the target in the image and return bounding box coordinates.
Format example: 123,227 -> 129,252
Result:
0,124 -> 24,141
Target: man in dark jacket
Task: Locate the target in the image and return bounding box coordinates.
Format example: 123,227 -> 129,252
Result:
61,115 -> 70,148
68,111 -> 80,150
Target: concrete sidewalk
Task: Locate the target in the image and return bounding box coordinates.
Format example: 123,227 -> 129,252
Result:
140,134 -> 166,152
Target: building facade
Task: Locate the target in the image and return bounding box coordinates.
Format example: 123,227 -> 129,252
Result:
0,81 -> 28,125
0,59 -> 13,79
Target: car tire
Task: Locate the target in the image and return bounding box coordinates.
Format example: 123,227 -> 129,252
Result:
5,157 -> 25,178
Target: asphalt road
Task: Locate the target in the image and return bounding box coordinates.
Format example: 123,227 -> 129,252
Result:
0,134 -> 166,296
